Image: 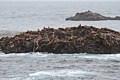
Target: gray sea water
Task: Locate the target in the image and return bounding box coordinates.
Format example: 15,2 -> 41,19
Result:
0,53 -> 120,80
0,1 -> 120,80
0,1 -> 120,31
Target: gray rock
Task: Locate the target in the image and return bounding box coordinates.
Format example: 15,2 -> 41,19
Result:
66,11 -> 120,21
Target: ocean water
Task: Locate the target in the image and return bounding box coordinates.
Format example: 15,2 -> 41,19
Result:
0,53 -> 120,80
0,1 -> 120,80
0,1 -> 120,32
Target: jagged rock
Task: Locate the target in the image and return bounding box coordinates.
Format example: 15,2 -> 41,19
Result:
0,25 -> 120,54
66,11 -> 120,21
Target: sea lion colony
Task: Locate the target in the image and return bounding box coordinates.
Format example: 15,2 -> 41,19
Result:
0,25 -> 120,54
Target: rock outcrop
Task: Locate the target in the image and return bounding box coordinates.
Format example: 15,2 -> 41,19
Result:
66,11 -> 120,21
0,25 -> 120,54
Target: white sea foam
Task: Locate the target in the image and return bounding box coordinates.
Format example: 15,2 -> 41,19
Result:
24,69 -> 95,80
0,52 -> 51,58
0,53 -> 29,57
31,52 -> 51,57
0,52 -> 120,60
78,53 -> 120,60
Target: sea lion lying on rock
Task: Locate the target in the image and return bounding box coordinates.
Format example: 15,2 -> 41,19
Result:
0,25 -> 120,54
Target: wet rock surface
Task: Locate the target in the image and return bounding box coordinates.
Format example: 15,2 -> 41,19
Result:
66,11 -> 120,21
0,25 -> 120,54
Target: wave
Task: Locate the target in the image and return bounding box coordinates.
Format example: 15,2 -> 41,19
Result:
0,52 -> 120,60
78,54 -> 120,60
23,69 -> 95,80
0,53 -> 29,57
0,52 -> 52,58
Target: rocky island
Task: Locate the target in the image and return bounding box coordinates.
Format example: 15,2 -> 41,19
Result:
66,11 -> 120,21
0,25 -> 120,54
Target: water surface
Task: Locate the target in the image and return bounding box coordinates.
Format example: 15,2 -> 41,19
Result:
0,53 -> 120,80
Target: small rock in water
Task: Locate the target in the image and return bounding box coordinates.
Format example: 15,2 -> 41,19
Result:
66,11 -> 120,21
